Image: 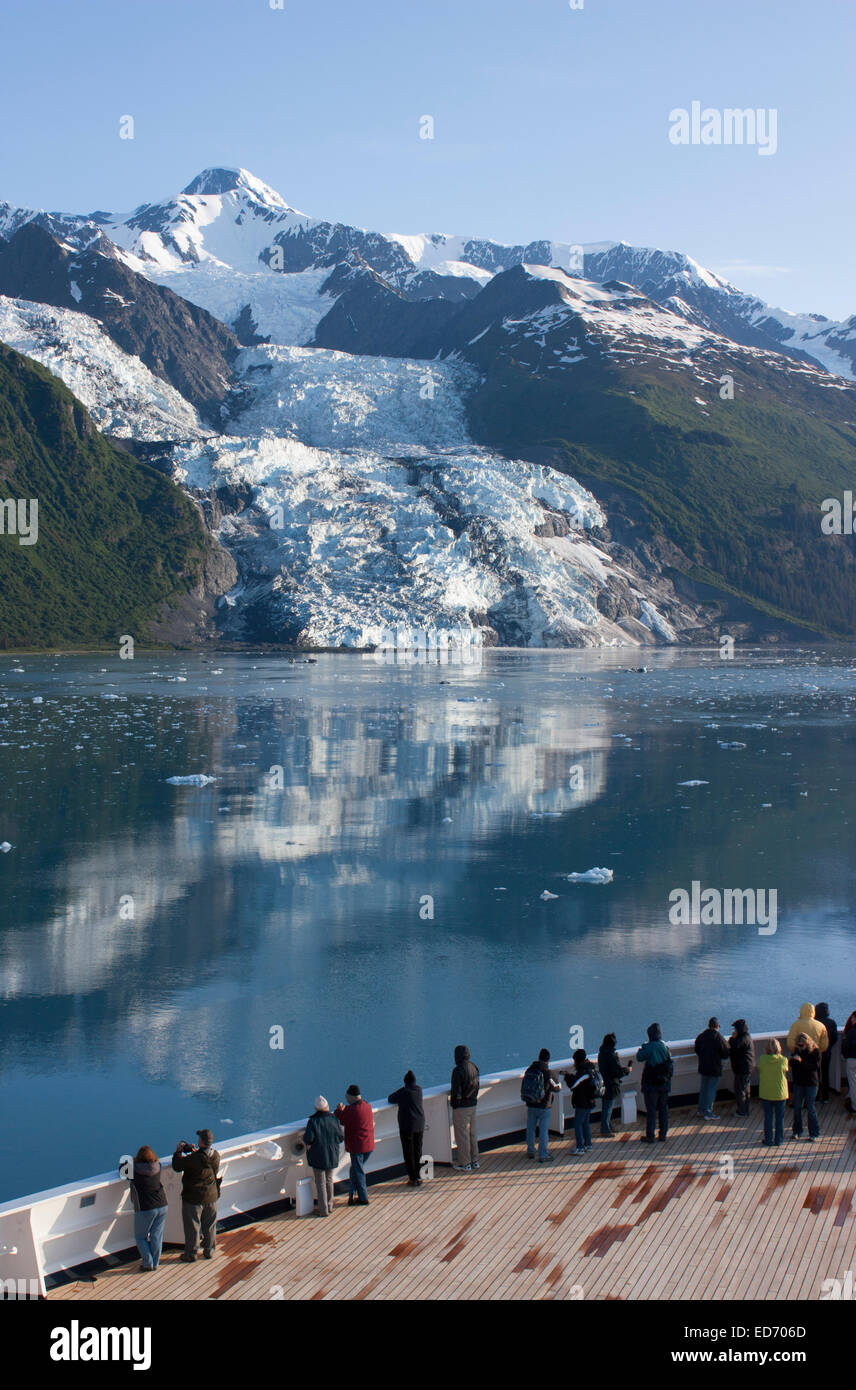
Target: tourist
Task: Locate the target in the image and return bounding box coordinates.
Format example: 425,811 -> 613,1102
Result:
334,1086 -> 375,1206
814,1003 -> 838,1102
598,1033 -> 630,1137
449,1044 -> 480,1172
303,1097 -> 344,1217
758,1038 -> 788,1146
728,1019 -> 755,1117
124,1146 -> 168,1272
520,1048 -> 560,1162
563,1049 -> 597,1156
387,1070 -> 426,1185
636,1023 -> 673,1143
786,1003 -> 829,1054
842,1011 -> 856,1113
790,1034 -> 822,1142
694,1017 -> 729,1120
172,1129 -> 221,1262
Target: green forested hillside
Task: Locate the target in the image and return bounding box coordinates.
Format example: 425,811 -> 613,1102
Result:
0,343 -> 215,648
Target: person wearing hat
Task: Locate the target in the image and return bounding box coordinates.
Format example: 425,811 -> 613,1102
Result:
302,1098 -> 345,1217
172,1129 -> 221,1261
693,1017 -> 729,1120
334,1086 -> 375,1206
728,1019 -> 755,1117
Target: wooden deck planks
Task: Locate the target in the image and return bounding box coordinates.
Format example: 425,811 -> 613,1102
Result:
48,1099 -> 855,1302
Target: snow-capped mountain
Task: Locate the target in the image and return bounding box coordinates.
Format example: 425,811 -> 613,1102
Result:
2,166 -> 855,649
2,165 -> 851,376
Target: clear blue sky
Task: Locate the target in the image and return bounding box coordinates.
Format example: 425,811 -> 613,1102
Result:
2,0 -> 853,317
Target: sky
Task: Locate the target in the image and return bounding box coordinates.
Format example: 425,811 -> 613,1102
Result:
1,0 -> 853,318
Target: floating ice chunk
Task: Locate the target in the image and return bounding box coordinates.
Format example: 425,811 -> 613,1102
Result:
566,867 -> 613,884
32,696 -> 43,704
165,774 -> 217,786
0,841 -> 12,852
717,741 -> 746,750
678,780 -> 709,787
220,1118 -> 234,1125
441,816 -> 452,823
761,803 -> 772,808
540,890 -> 559,901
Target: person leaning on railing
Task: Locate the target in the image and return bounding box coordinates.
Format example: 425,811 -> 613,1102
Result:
789,1034 -> 822,1143
636,1023 -> 673,1143
303,1097 -> 344,1217
387,1071 -> 426,1187
843,1012 -> 856,1114
124,1146 -> 168,1273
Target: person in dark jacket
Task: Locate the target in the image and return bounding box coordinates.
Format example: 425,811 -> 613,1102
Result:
303,1097 -> 344,1217
124,1145 -> 168,1271
598,1033 -> 630,1137
172,1128 -> 220,1262
694,1017 -> 729,1120
637,1023 -> 673,1142
814,1003 -> 838,1102
563,1049 -> 597,1156
334,1086 -> 375,1206
521,1048 -> 560,1162
790,1035 -> 822,1141
450,1044 -> 480,1172
728,1019 -> 755,1117
388,1071 -> 426,1185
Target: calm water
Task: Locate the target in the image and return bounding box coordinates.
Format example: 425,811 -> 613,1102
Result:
1,646 -> 855,1201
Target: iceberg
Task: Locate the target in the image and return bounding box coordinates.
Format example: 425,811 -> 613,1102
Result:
565,867 -> 614,884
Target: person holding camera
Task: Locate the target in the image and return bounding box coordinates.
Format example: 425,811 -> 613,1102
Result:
172,1128 -> 221,1262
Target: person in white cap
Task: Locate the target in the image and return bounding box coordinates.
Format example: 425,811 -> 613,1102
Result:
302,1097 -> 345,1217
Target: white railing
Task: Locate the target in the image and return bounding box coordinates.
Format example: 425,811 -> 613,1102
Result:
0,1028 -> 840,1294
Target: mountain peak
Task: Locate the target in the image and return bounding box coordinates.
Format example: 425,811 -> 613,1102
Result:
181,167 -> 288,207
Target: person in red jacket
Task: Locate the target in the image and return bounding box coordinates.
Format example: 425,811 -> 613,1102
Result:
334,1085 -> 375,1206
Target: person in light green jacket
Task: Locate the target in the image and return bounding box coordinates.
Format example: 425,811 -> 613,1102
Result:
758,1038 -> 789,1146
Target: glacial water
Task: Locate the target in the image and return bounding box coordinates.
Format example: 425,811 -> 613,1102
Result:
1,646 -> 855,1201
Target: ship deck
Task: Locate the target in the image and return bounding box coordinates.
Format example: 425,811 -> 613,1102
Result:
48,1098 -> 855,1302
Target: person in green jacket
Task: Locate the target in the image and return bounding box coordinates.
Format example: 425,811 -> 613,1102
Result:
758,1039 -> 789,1146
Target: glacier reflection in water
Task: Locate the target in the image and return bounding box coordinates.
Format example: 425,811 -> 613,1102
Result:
0,647 -> 855,1198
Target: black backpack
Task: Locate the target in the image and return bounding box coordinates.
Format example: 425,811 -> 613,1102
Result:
521,1064 -> 547,1105
646,1052 -> 673,1086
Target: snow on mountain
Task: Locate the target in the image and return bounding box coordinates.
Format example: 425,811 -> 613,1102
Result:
229,344 -> 477,448
0,295 -> 205,439
172,432 -> 674,649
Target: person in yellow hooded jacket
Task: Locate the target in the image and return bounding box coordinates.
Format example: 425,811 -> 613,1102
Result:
786,1004 -> 829,1054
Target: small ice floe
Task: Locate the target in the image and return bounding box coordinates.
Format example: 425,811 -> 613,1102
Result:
761,803 -> 772,808
11,666 -> 24,673
211,668 -> 224,675
220,1118 -> 234,1125
678,780 -> 709,787
165,774 -> 217,786
717,741 -> 746,750
167,676 -> 188,683
494,887 -> 507,891
0,841 -> 13,853
441,816 -> 452,823
566,867 -> 613,884
540,890 -> 559,901
32,696 -> 43,704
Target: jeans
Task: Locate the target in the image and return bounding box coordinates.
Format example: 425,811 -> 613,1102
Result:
134,1206 -> 167,1269
312,1167 -> 335,1216
762,1098 -> 785,1144
526,1105 -> 551,1158
792,1083 -> 820,1138
820,1049 -> 832,1102
349,1151 -> 371,1201
697,1074 -> 719,1117
452,1106 -> 479,1166
182,1201 -> 217,1257
643,1085 -> 669,1140
601,1095 -> 616,1135
848,1058 -> 856,1107
573,1108 -> 592,1150
400,1130 -> 424,1182
733,1073 -> 751,1116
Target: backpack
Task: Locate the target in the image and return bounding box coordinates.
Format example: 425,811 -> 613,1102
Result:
588,1066 -> 606,1099
646,1052 -> 673,1087
521,1064 -> 547,1105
